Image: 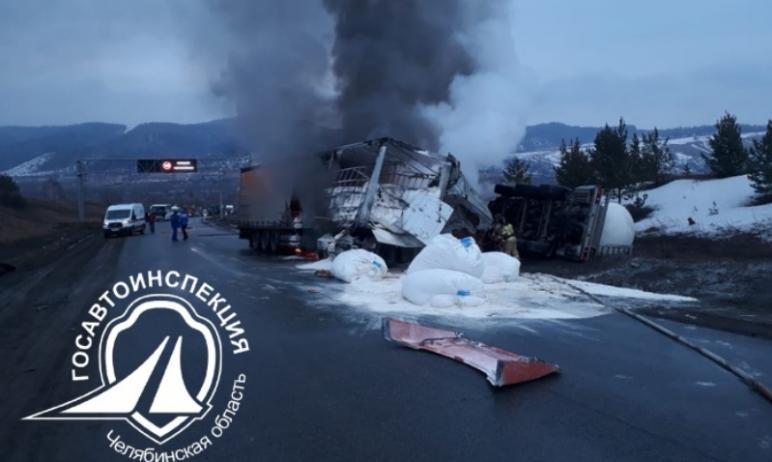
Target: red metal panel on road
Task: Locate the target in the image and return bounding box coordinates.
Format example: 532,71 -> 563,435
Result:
383,318 -> 559,387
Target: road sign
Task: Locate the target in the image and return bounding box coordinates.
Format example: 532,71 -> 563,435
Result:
137,159 -> 198,173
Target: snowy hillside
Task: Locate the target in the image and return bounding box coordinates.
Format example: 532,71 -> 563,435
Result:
3,152 -> 56,176
511,131 -> 765,183
635,175 -> 772,239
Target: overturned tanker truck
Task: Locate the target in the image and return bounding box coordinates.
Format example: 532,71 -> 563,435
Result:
237,137 -> 492,259
488,183 -> 635,261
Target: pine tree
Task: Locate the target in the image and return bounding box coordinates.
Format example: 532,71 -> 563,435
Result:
640,128 -> 674,184
589,118 -> 632,202
748,120 -> 772,196
0,174 -> 19,195
0,174 -> 24,208
704,112 -> 749,177
503,157 -> 532,185
629,132 -> 644,183
555,138 -> 595,188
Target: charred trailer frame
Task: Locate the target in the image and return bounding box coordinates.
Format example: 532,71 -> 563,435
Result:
488,183 -> 608,261
235,137 -> 493,259
318,138 -> 492,257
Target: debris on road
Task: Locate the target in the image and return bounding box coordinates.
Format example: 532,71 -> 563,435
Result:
401,268 -> 485,307
331,249 -> 387,283
407,234 -> 484,278
383,318 -> 559,387
403,234 -> 486,306
480,251 -> 521,283
297,233 -> 694,320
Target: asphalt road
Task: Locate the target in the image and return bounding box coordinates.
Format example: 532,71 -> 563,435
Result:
1,219 -> 770,461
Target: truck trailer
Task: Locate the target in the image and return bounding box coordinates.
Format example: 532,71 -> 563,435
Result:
236,137 -> 492,257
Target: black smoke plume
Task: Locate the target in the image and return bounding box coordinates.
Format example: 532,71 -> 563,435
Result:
206,0 -> 524,187
323,0 -> 475,150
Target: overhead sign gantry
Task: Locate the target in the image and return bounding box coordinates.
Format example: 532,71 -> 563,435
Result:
136,159 -> 198,173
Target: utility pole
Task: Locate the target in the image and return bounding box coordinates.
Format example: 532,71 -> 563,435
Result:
76,160 -> 85,222
219,167 -> 225,220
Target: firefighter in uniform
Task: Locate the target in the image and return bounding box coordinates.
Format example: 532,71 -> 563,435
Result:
499,221 -> 519,259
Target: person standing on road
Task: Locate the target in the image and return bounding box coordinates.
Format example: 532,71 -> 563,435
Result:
502,224 -> 519,259
170,208 -> 180,242
146,211 -> 156,234
180,209 -> 189,240
495,216 -> 519,259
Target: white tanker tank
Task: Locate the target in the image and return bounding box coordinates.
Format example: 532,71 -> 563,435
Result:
597,202 -> 635,255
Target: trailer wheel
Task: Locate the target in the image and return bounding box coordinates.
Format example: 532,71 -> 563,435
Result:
248,234 -> 256,250
259,230 -> 270,253
256,231 -> 264,252
269,231 -> 279,253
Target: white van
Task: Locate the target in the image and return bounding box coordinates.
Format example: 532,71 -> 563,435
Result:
103,203 -> 146,237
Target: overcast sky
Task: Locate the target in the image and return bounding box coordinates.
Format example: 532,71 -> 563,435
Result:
0,0 -> 770,128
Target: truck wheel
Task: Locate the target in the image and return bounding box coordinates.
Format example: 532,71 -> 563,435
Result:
269,231 -> 279,253
255,231 -> 263,252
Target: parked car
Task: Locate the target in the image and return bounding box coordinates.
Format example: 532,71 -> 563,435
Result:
103,203 -> 146,237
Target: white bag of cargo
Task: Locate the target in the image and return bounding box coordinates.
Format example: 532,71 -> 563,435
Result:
331,249 -> 388,283
401,269 -> 485,307
480,252 -> 521,284
406,234 -> 484,278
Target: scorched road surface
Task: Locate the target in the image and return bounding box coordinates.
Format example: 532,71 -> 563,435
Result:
0,219 -> 770,461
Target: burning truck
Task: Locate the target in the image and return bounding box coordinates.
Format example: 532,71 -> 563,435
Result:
237,137 -> 491,258
236,137 -> 634,261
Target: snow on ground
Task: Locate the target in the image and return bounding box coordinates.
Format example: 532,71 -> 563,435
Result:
635,175 -> 772,239
4,152 -> 54,176
297,266 -> 695,320
666,131 -> 763,146
565,278 -> 696,303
